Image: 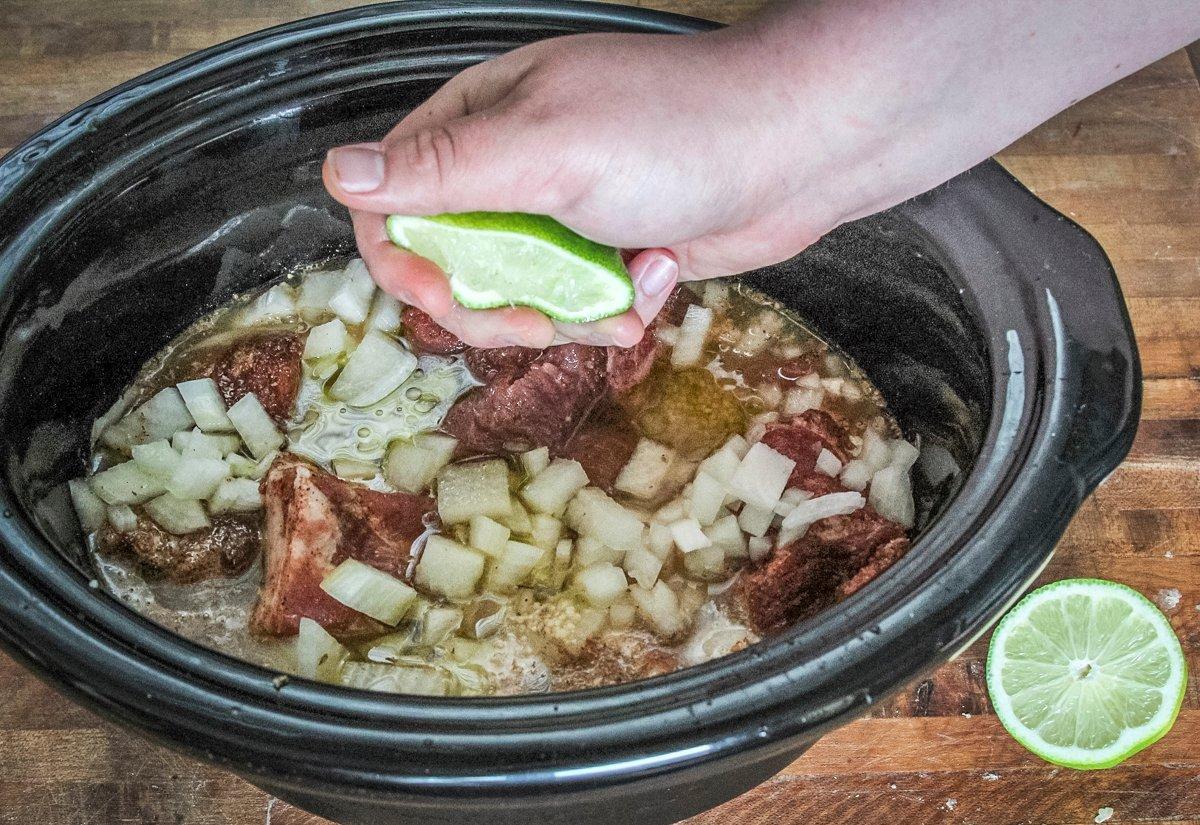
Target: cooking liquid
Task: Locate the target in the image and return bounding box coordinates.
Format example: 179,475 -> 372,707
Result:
90,273 -> 897,694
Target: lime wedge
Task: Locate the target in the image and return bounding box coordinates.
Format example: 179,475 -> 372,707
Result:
385,212 -> 633,323
986,578 -> 1186,770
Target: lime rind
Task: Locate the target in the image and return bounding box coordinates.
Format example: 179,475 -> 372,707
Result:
986,578 -> 1186,770
385,213 -> 634,324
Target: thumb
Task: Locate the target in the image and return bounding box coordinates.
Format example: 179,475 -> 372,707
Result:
323,114 -> 562,217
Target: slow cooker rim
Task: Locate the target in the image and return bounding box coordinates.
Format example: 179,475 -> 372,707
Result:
0,0 -> 1139,793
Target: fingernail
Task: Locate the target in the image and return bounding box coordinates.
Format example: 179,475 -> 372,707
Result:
328,146 -> 384,193
639,255 -> 678,297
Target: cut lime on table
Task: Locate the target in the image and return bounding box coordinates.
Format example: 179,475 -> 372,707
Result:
386,212 -> 634,324
986,578 -> 1186,770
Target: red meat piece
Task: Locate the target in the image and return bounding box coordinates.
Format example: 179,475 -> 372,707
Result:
558,421 -> 640,492
606,326 -> 662,395
207,332 -> 304,425
251,455 -> 434,638
738,506 -> 909,634
401,306 -> 468,355
444,344 -> 607,454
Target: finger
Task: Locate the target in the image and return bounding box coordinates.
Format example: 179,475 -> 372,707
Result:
555,310 -> 645,348
439,303 -> 556,349
628,248 -> 680,326
350,209 -> 453,316
323,108 -> 564,217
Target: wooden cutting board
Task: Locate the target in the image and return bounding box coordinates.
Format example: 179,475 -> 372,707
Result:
0,3 -> 1196,823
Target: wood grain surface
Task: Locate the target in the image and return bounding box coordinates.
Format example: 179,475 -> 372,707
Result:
1,3 -> 1197,824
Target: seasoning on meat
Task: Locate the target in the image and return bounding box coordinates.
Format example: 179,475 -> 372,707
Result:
96,513 -> 260,584
206,332 -> 304,424
251,455 -> 434,637
738,507 -> 909,634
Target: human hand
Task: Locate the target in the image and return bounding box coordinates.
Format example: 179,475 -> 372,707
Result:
322,28 -> 835,348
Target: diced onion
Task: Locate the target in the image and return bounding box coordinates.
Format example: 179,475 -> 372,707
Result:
131,439 -> 183,481
176,378 -> 235,432
321,558 -> 417,625
613,438 -> 676,500
165,456 -> 229,500
646,522 -> 674,559
704,513 -> 747,558
91,462 -> 166,505
209,478 -> 263,514
630,581 -> 683,637
575,536 -> 624,567
303,318 -> 349,361
296,617 -> 348,682
565,488 -> 645,552
468,515 -> 511,558
330,331 -> 418,407
328,259 -> 376,324
384,433 -> 457,494
688,471 -> 726,527
737,503 -> 774,537
815,448 -> 842,477
683,544 -> 725,579
226,393 -> 285,459
839,459 -> 873,491
520,446 -> 551,477
367,291 -> 403,332
697,447 -> 741,484
332,457 -> 378,480
436,459 -> 511,524
296,270 -> 344,323
782,387 -> 824,416
669,517 -> 712,554
779,491 -> 866,532
728,442 -> 796,510
68,479 -> 106,532
671,304 -> 713,367
521,458 -> 589,517
575,562 -> 628,607
143,492 -> 211,534
414,535 -> 485,598
748,536 -> 772,562
239,283 -> 297,326
623,545 -> 663,589
106,505 -> 139,533
890,439 -> 920,471
868,465 -> 915,528
487,540 -> 548,592
528,513 -> 563,551
861,430 -> 893,470
174,429 -> 240,459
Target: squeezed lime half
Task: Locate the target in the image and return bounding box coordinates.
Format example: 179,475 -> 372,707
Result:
386,212 -> 633,324
986,578 -> 1187,770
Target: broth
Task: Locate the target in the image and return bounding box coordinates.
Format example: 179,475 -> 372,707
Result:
73,260 -> 919,695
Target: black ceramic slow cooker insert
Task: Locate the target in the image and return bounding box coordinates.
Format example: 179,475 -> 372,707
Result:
0,3 -> 1139,824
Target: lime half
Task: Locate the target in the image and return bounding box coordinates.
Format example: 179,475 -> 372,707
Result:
986,578 -> 1186,770
385,212 -> 633,323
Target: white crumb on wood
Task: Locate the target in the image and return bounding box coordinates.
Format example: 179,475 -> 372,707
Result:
1095,806 -> 1114,823
1156,588 -> 1181,611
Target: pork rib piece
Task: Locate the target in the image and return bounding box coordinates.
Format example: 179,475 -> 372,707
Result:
251,455 -> 434,637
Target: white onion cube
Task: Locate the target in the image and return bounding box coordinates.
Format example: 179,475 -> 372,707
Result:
815,448 -> 842,477
521,458 -> 589,516
91,462 -> 166,505
669,517 -> 712,554
303,318 -> 350,361
330,331 -> 417,407
728,442 -> 796,510
226,393 -> 284,459
209,478 -> 263,514
687,471 -> 725,527
868,465 -> 915,528
614,438 -> 676,500
367,291 -> 403,332
780,491 -> 866,532
166,456 -> 229,500
414,535 -> 485,598
328,259 -> 376,324
176,378 -> 234,432
68,479 -> 107,532
106,504 -> 139,533
671,304 -> 713,367
575,563 -> 627,606
143,493 -> 210,534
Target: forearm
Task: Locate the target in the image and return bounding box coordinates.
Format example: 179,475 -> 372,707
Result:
730,0 -> 1200,222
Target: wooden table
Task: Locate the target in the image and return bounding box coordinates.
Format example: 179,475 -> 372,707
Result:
2,3 -> 1197,823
